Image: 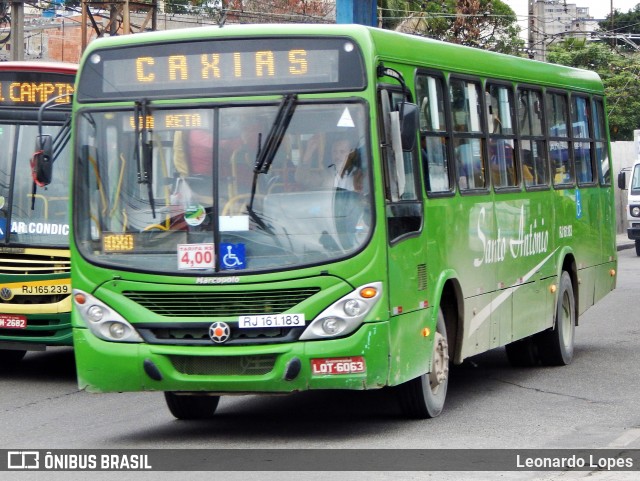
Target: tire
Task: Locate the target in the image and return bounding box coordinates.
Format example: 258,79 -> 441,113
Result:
505,336 -> 540,367
536,271 -> 575,366
396,309 -> 449,419
164,392 -> 220,420
635,240 -> 640,257
0,349 -> 26,368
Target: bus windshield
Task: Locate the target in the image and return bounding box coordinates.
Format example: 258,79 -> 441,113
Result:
0,123 -> 71,247
75,101 -> 372,274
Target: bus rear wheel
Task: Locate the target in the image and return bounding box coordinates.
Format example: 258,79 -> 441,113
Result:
395,309 -> 449,419
536,271 -> 575,366
0,349 -> 26,367
164,392 -> 220,420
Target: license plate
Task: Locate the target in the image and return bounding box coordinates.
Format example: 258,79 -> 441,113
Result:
238,313 -> 305,328
0,314 -> 27,329
311,357 -> 366,375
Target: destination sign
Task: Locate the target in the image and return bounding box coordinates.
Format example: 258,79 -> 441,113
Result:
0,72 -> 74,107
77,37 -> 365,101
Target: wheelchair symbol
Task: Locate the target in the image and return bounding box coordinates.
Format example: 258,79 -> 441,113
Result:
221,243 -> 245,270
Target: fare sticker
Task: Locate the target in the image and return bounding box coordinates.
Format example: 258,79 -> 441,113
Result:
178,243 -> 214,270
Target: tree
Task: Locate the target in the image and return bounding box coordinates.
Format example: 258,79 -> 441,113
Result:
378,0 -> 524,55
547,40 -> 640,141
598,5 -> 640,51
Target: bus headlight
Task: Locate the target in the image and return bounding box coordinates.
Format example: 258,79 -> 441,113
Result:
73,289 -> 143,343
631,206 -> 640,217
300,282 -> 382,341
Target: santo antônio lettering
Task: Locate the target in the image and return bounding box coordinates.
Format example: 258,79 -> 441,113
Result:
134,49 -> 309,84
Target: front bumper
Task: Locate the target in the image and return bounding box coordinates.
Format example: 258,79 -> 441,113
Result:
73,321 -> 391,393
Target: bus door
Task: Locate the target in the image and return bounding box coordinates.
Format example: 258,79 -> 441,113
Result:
378,87 -> 428,380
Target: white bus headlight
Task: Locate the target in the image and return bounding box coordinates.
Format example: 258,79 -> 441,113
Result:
300,282 -> 382,340
632,206 -> 640,217
73,289 -> 143,343
321,317 -> 346,336
86,305 -> 104,322
343,299 -> 363,317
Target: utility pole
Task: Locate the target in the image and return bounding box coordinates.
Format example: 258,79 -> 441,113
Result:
528,0 -> 535,59
81,0 -> 158,52
10,0 -> 23,60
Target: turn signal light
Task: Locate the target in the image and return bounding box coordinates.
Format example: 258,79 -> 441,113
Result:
360,286 -> 377,299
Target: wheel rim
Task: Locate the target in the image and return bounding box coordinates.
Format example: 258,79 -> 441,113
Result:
428,331 -> 449,395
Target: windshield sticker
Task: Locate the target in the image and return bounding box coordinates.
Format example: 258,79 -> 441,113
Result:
220,243 -> 246,270
219,215 -> 250,232
178,243 -> 215,270
0,195 -> 5,209
337,107 -> 355,128
184,204 -> 207,226
576,189 -> 582,219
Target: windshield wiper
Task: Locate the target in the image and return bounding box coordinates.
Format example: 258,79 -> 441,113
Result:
134,99 -> 156,218
247,94 -> 297,225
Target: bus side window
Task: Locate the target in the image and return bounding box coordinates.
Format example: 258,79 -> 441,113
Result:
518,88 -> 548,187
416,73 -> 451,193
571,95 -> 595,185
593,98 -> 609,185
546,91 -> 575,186
486,83 -> 517,189
450,78 -> 487,191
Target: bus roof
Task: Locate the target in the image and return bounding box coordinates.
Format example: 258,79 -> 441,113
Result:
80,23 -> 603,95
0,61 -> 77,75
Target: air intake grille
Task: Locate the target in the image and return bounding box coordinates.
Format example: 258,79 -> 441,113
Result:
169,354 -> 277,375
124,287 -> 320,317
417,264 -> 427,291
0,252 -> 70,274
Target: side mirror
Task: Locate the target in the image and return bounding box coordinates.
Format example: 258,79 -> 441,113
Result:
618,170 -> 627,190
33,135 -> 53,186
400,102 -> 418,152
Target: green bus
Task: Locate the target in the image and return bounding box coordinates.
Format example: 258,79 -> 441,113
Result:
60,24 -> 616,419
0,62 -> 75,366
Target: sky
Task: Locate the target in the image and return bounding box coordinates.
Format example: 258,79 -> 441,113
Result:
506,0 -> 640,22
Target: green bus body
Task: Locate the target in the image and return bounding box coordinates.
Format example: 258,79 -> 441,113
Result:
0,62 -> 76,364
69,25 -> 616,418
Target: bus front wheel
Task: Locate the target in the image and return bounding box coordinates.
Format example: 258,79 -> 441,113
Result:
395,309 -> 449,419
164,392 -> 220,420
635,240 -> 640,256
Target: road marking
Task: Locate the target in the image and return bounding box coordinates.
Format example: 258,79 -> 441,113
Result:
608,428 -> 640,447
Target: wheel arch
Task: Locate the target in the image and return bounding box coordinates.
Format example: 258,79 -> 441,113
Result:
432,270 -> 464,365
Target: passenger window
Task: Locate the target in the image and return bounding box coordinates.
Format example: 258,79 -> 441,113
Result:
518,88 -> 548,187
451,78 -> 487,191
416,73 -> 451,193
487,84 -> 517,189
571,95 -> 595,184
546,92 -> 574,186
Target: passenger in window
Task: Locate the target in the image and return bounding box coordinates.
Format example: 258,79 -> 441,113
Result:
489,139 -> 516,187
172,129 -> 214,206
295,134 -> 364,192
